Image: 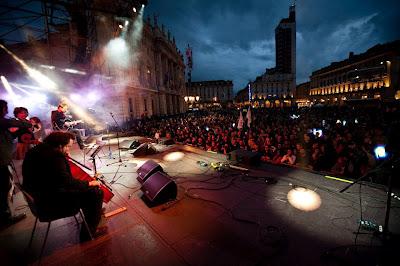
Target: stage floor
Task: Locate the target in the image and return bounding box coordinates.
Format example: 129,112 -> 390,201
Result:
1,137 -> 399,266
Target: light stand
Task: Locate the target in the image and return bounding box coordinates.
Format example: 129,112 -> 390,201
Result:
340,156 -> 399,244
106,112 -> 129,167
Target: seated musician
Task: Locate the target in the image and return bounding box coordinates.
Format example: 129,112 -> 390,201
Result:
51,102 -> 86,149
22,132 -> 106,241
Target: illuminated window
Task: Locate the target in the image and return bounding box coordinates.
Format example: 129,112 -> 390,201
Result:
395,90 -> 400,100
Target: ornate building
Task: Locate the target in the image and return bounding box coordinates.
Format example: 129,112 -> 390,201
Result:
295,81 -> 311,107
186,80 -> 233,108
235,3 -> 296,107
309,40 -> 400,105
0,0 -> 186,126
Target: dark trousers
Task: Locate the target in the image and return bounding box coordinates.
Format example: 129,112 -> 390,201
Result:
78,187 -> 104,234
69,129 -> 84,146
37,187 -> 103,235
0,165 -> 11,218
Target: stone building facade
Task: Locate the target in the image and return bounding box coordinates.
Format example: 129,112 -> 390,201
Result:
235,3 -> 296,107
295,81 -> 311,107
309,40 -> 400,105
0,1 -> 186,126
186,80 -> 233,108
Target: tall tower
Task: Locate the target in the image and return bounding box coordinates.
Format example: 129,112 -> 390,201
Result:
275,3 -> 296,76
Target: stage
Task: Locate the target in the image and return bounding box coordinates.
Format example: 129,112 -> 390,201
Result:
1,137 -> 399,266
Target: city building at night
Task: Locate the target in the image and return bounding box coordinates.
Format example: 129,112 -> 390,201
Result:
295,81 -> 311,107
236,3 -> 296,107
185,80 -> 233,109
308,40 -> 400,105
0,1 -> 186,125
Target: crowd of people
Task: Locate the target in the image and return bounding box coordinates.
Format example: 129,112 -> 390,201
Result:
1,97 -> 399,231
129,105 -> 399,179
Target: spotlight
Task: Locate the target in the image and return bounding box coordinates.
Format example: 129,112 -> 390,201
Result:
118,24 -> 123,29
70,93 -> 80,102
374,145 -> 387,159
87,91 -> 99,101
125,20 -> 129,26
287,187 -> 321,212
133,7 -> 137,12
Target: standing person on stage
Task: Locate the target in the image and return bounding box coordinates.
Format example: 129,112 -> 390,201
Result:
22,132 -> 106,241
13,107 -> 38,160
0,100 -> 31,226
51,102 -> 86,149
30,116 -> 46,142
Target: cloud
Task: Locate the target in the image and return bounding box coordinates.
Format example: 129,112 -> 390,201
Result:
296,13 -> 380,83
144,1 -> 400,93
327,13 -> 378,57
192,38 -> 275,90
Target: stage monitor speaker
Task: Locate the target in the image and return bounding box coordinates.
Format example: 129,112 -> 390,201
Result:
228,149 -> 261,166
120,139 -> 141,150
159,137 -> 174,145
130,143 -> 157,157
141,171 -> 177,203
137,160 -> 163,184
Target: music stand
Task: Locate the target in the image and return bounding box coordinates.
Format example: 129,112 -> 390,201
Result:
90,145 -> 103,174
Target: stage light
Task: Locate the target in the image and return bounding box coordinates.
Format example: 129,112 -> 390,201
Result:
287,187 -> 321,212
87,91 -> 99,101
105,38 -> 129,68
39,64 -> 55,70
119,24 -> 123,29
163,152 -> 185,162
133,7 -> 137,12
125,20 -> 129,26
28,68 -> 58,91
31,93 -> 47,103
0,43 -> 58,91
1,76 -> 17,101
374,145 -> 387,159
63,68 -> 86,75
70,93 -> 80,102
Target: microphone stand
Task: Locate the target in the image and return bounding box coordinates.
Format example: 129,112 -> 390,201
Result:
340,156 -> 399,246
107,122 -> 113,159
106,112 -> 129,167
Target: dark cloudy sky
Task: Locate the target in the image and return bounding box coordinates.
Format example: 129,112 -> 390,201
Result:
144,0 -> 400,92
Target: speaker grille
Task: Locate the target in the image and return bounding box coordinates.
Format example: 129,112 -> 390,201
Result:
137,160 -> 163,184
141,171 -> 177,203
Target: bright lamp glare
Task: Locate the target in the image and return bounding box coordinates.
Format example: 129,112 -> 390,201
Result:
87,92 -> 99,101
374,146 -> 387,159
70,93 -> 80,102
32,93 -> 47,103
133,7 -> 137,12
163,152 -> 185,162
105,38 -> 129,68
287,187 -> 321,212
